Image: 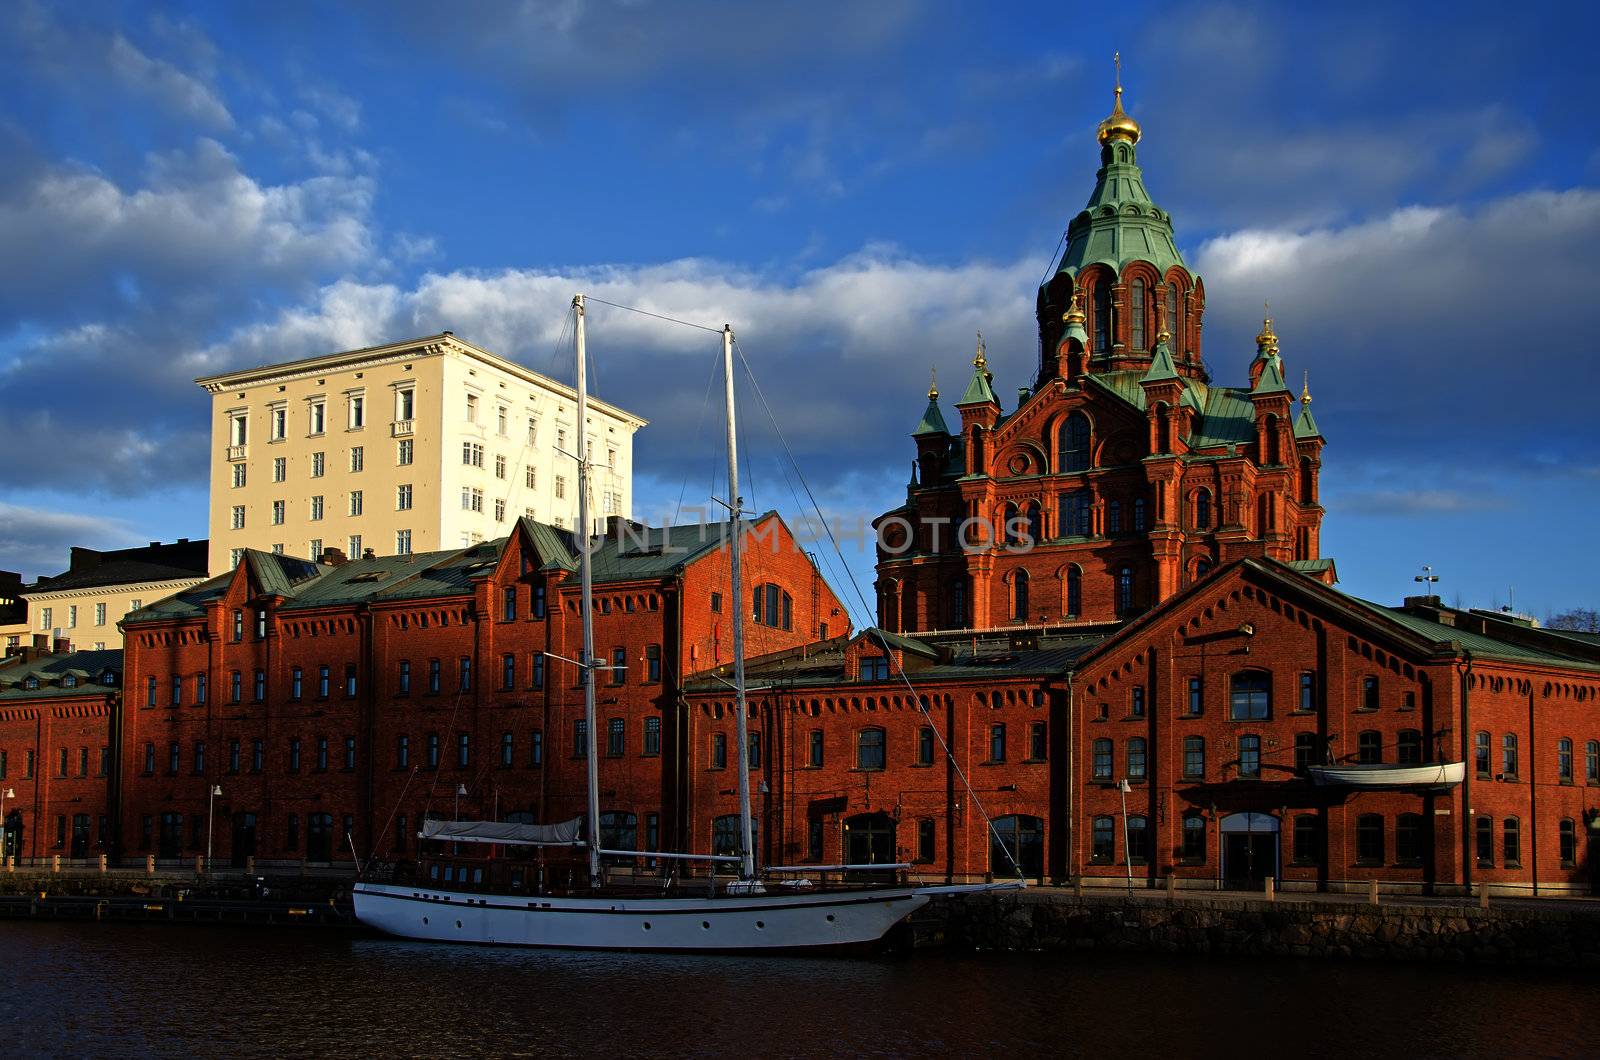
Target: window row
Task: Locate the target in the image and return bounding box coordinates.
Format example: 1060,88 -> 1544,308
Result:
1474,733 -> 1600,784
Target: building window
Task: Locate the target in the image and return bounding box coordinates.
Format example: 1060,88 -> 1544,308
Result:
396,734 -> 409,769
459,657 -> 472,691
1395,813 -> 1423,865
288,737 -> 302,772
310,494 -> 324,521
710,731 -> 726,769
1294,732 -> 1318,773
917,818 -> 936,864
1587,741 -> 1600,784
426,733 -> 440,769
1228,671 -> 1271,720
1194,489 -> 1211,530
462,487 -> 484,512
860,656 -> 890,681
1356,814 -> 1384,865
1059,412 -> 1091,472
1065,566 -> 1081,617
611,647 -> 627,685
530,730 -> 543,767
463,442 -> 484,467
1558,737 -> 1574,782
501,731 -> 514,767
555,475 -> 566,499
808,729 -> 824,768
1182,736 -> 1205,778
398,439 -> 413,466
457,732 -> 471,769
1503,817 -> 1521,867
466,394 -> 478,423
643,717 -> 661,757
1186,677 -> 1203,717
501,653 -> 515,691
251,740 -> 263,772
1293,815 -> 1320,865
343,664 -> 357,698
1362,676 -> 1379,711
1397,729 -> 1422,765
857,727 -> 886,770
1010,569 -> 1029,622
1126,737 -> 1147,779
749,731 -> 762,770
1182,815 -> 1207,863
494,499 -> 506,522
1091,816 -> 1114,864
531,654 -> 544,690
254,669 -> 266,702
396,387 -> 414,421
316,737 -> 329,772
350,446 -> 364,473
646,644 -> 661,682
348,490 -> 363,517
1107,499 -> 1122,535
531,584 -> 547,619
989,723 -> 1006,763
751,583 -> 794,629
1058,489 -> 1091,537
1357,730 -> 1381,764
396,529 -> 412,555
1130,686 -> 1145,717
1133,496 -> 1147,532
1115,566 -> 1134,617
1502,733 -> 1519,778
1237,734 -> 1261,778
1029,721 -> 1047,761
309,402 -> 325,436
1092,737 -> 1113,780
1475,731 -> 1490,777
229,671 -> 241,704
317,665 -> 330,699
171,674 -> 182,706
1560,819 -> 1577,867
1298,672 -> 1315,712
344,736 -> 357,770
495,454 -> 506,479
606,718 -> 624,757
1126,814 -> 1149,864
348,393 -> 365,429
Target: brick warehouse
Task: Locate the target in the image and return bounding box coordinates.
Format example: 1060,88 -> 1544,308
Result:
5,83 -> 1600,898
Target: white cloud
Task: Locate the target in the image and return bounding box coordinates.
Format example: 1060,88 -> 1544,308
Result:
106,33 -> 233,130
0,502 -> 145,579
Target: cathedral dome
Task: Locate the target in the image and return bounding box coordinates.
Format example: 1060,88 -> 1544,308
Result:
1096,85 -> 1141,146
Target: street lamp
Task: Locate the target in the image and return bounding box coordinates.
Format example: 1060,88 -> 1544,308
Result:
1117,778 -> 1134,899
0,787 -> 14,862
206,784 -> 223,873
455,783 -> 468,819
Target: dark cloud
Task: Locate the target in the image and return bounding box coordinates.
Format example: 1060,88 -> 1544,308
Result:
0,502 -> 144,580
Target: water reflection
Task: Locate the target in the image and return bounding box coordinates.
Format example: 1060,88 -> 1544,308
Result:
2,923 -> 1590,1058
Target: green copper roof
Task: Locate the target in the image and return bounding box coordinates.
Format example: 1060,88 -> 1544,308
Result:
913,395 -> 950,436
958,364 -> 998,407
1056,139 -> 1189,279
1251,354 -> 1289,395
1140,341 -> 1179,383
1294,403 -> 1322,439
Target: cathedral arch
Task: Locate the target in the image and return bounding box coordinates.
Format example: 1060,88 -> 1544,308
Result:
1007,568 -> 1031,623
1058,411 -> 1092,473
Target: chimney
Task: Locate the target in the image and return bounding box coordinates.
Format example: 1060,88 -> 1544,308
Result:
320,547 -> 349,567
69,546 -> 103,572
53,637 -> 72,655
363,548 -> 376,560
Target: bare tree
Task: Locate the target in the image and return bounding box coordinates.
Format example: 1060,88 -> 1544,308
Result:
1547,608 -> 1600,633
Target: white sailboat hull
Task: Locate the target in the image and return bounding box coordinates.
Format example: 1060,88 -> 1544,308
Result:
353,880 -> 1012,952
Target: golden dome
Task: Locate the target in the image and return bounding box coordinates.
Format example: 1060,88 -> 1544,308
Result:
1255,314 -> 1279,355
1062,290 -> 1087,325
1097,85 -> 1142,146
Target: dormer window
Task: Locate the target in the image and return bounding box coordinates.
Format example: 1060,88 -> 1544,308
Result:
102,670 -> 117,685
860,656 -> 890,681
62,675 -> 78,688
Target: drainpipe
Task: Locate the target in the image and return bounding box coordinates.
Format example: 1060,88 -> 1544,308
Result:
1065,673 -> 1076,882
1457,650 -> 1473,894
1528,684 -> 1539,897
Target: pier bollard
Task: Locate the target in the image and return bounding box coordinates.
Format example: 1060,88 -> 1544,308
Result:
1263,877 -> 1275,903
145,854 -> 155,876
1479,883 -> 1490,909
4,855 -> 12,873
1166,875 -> 1176,900
1074,877 -> 1084,898
1367,879 -> 1380,907
246,855 -> 255,875
194,855 -> 204,876
98,854 -> 108,875
52,855 -> 61,874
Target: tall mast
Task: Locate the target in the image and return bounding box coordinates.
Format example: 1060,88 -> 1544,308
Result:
723,323 -> 756,881
574,293 -> 603,887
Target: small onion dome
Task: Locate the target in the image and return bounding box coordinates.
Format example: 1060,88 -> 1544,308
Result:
1062,290 -> 1087,326
1096,85 -> 1142,146
1256,314 -> 1279,355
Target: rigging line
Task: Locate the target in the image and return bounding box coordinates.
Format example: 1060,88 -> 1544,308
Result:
500,305 -> 576,528
671,342 -> 725,528
868,627 -> 1027,882
584,296 -> 724,335
1038,227 -> 1069,288
368,764 -> 421,864
732,337 -> 876,632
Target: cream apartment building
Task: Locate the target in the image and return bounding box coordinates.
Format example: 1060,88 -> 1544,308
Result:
197,333 -> 645,574
14,540 -> 210,651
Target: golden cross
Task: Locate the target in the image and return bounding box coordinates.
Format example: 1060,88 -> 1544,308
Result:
1114,51 -> 1122,93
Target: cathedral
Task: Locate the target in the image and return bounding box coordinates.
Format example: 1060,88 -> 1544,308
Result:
876,80 -> 1331,633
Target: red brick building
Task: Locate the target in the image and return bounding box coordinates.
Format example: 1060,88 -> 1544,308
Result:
0,647 -> 120,863
874,86 -> 1329,633
115,514 -> 844,868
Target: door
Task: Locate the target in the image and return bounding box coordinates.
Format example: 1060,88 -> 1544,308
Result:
1219,812 -> 1279,891
843,813 -> 896,865
232,812 -> 257,868
158,813 -> 183,859
2,810 -> 22,861
70,814 -> 90,859
1588,829 -> 1600,896
306,813 -> 333,862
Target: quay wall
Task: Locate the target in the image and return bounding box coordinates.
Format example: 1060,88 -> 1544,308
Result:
924,889 -> 1600,968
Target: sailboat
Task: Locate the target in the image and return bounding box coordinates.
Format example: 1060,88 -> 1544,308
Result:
352,295 -> 1018,951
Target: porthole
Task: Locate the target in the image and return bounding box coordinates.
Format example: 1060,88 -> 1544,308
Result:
826,914 -> 835,922
455,920 -> 462,929
702,921 -> 711,930
422,916 -> 429,925
643,922 -> 652,931
756,921 -> 765,929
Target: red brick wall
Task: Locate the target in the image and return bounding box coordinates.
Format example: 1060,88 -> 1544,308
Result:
0,696 -> 112,861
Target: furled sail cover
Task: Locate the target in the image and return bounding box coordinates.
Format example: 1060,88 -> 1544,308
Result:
419,818 -> 585,846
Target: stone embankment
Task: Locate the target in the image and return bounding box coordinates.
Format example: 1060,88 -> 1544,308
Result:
921,888 -> 1600,968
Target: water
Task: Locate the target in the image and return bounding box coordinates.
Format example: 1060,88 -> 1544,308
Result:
1,922 -> 1593,1058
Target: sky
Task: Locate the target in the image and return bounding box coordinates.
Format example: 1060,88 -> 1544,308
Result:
0,0 -> 1597,623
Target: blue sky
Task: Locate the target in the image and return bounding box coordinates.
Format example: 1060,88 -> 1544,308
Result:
1,0 -> 1597,621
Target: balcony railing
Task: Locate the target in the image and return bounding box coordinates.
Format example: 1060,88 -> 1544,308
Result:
227,444 -> 248,461
392,420 -> 414,437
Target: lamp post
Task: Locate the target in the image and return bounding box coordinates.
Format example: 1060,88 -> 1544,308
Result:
206,784 -> 222,873
0,787 -> 14,861
1118,778 -> 1133,899
455,783 -> 467,820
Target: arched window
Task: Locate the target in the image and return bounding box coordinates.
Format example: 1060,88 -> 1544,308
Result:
1502,733 -> 1519,777
1299,457 -> 1315,504
856,727 -> 886,771
1011,569 -> 1029,622
1126,814 -> 1149,864
1132,496 -> 1147,532
1395,813 -> 1423,865
1065,566 -> 1082,618
1091,815 -> 1114,863
1265,415 -> 1282,466
1115,566 -> 1134,617
1130,279 -> 1146,350
1166,281 -> 1181,349
1194,489 -> 1211,530
1181,815 -> 1206,862
1558,737 -> 1573,781
990,814 -> 1044,878
1358,730 -> 1382,764
1059,412 -> 1091,472
1024,501 -> 1043,545
947,580 -> 967,627
1126,737 -> 1147,779
1107,499 -> 1122,534
1092,283 -> 1110,352
1195,558 -> 1212,580
1092,738 -> 1113,780
1001,502 -> 1019,545
1475,815 -> 1493,867
1356,813 -> 1384,864
1503,816 -> 1521,866
1228,672 -> 1267,723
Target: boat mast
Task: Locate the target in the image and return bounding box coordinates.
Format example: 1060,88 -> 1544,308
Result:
723,323 -> 756,881
574,293 -> 603,887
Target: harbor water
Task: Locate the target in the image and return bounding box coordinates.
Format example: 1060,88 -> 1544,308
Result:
2,921 -> 1594,1057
